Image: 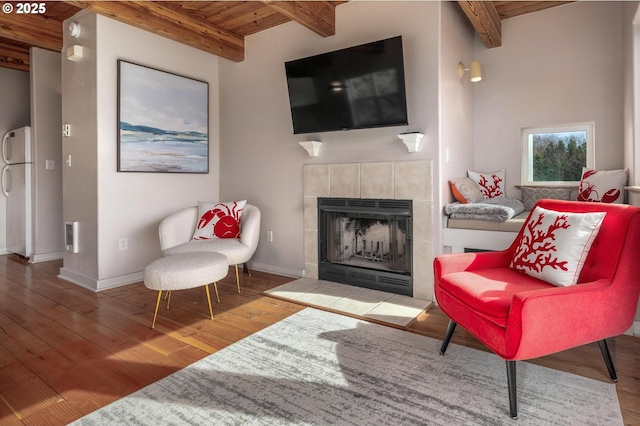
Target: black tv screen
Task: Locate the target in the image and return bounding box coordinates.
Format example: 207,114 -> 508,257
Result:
285,36 -> 408,134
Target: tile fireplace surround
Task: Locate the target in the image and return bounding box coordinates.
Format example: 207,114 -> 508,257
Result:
303,160 -> 434,301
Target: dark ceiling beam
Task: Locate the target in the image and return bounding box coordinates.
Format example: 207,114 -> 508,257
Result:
0,43 -> 30,72
63,1 -> 245,62
264,1 -> 336,37
458,1 -> 502,49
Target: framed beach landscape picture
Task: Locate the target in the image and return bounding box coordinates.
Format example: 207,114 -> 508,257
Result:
117,60 -> 209,173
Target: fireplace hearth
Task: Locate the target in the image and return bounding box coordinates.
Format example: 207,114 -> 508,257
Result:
318,197 -> 412,296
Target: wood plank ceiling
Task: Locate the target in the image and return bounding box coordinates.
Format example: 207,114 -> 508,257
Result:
0,1 -> 572,73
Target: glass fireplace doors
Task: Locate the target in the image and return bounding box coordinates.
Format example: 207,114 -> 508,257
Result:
318,198 -> 412,296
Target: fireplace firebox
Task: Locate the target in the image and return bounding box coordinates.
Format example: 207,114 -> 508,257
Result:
318,197 -> 412,296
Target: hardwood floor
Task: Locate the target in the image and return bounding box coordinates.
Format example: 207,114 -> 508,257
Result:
0,255 -> 637,425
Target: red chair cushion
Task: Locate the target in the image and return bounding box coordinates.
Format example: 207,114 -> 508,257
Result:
437,267 -> 554,327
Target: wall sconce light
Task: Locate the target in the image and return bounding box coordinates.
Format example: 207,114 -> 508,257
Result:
66,45 -> 83,62
299,141 -> 322,157
68,22 -> 81,38
458,61 -> 482,82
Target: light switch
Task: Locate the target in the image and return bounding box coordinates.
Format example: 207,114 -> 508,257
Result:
45,160 -> 55,170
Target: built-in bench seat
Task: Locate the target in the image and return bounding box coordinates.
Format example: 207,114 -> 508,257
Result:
443,211 -> 529,253
443,183 -> 630,253
442,186 -> 578,253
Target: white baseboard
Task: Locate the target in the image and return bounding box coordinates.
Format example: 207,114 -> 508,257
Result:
30,251 -> 63,263
95,272 -> 144,291
58,268 -> 98,291
58,268 -> 143,292
248,261 -> 303,279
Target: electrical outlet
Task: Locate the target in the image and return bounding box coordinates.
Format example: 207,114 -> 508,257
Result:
266,230 -> 273,242
118,238 -> 128,250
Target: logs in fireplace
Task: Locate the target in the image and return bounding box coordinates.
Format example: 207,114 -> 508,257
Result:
318,197 -> 412,296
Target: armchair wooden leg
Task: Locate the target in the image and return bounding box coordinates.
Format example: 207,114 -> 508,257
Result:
439,320 -> 457,355
204,284 -> 214,320
151,290 -> 162,329
234,264 -> 241,294
506,361 -> 518,419
598,339 -> 618,382
165,290 -> 172,309
232,263 -> 252,294
213,281 -> 220,303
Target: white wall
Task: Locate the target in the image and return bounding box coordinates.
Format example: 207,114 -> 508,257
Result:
473,1 -> 624,199
630,2 -> 640,195
219,1 -> 441,277
623,2 -> 637,185
0,67 -> 30,252
439,2 -> 476,248
623,2 -> 640,327
60,11 -> 99,287
30,48 -> 63,262
60,11 -> 220,290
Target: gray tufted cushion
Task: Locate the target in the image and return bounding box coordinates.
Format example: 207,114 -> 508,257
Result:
520,187 -> 572,210
144,252 -> 228,291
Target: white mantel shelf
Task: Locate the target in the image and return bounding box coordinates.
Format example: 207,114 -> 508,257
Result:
299,141 -> 322,157
397,133 -> 424,153
626,186 -> 640,194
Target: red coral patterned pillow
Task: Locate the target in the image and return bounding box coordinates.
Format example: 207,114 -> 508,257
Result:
510,206 -> 606,287
577,168 -> 628,204
467,169 -> 505,199
192,200 -> 246,240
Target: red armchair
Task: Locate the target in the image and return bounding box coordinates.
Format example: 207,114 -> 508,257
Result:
435,199 -> 640,419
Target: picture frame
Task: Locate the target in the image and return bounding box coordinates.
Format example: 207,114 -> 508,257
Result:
117,60 -> 209,173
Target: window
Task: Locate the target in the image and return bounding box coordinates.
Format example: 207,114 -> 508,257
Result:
521,123 -> 594,185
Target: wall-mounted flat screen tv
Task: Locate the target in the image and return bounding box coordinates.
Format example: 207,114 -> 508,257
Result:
285,36 -> 408,134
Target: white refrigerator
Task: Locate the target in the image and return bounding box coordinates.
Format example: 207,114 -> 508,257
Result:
1,126 -> 32,258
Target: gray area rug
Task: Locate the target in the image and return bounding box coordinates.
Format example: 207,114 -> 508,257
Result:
72,308 -> 622,425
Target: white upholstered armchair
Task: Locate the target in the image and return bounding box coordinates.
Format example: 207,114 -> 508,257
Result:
159,204 -> 261,293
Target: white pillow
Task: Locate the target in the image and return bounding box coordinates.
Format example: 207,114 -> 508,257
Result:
192,200 -> 246,240
510,206 -> 606,287
577,168 -> 628,204
467,168 -> 506,199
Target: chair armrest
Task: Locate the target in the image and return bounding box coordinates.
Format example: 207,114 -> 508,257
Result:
505,279 -> 627,359
239,204 -> 261,251
434,250 -> 512,278
159,207 -> 198,251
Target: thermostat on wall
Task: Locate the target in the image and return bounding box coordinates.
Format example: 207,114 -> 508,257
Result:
65,221 -> 78,253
